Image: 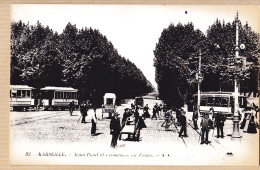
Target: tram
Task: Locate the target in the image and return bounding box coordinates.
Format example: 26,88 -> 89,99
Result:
10,85 -> 35,111
193,92 -> 248,116
39,86 -> 78,110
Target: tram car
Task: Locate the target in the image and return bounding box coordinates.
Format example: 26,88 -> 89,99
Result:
39,86 -> 78,110
10,85 -> 35,111
193,91 -> 249,116
102,93 -> 116,119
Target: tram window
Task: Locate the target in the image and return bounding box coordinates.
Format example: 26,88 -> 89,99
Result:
17,90 -> 21,97
11,92 -> 17,97
64,92 -> 68,99
221,97 -> 228,107
68,92 -> 72,99
215,97 -> 221,106
200,97 -> 207,106
72,93 -> 76,99
21,90 -> 26,97
55,92 -> 60,99
26,90 -> 31,97
106,98 -> 113,105
207,97 -> 214,106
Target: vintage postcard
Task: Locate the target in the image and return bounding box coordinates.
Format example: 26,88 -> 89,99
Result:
9,4 -> 259,166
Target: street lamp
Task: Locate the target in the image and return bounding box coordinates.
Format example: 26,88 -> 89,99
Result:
196,49 -> 203,114
231,11 -> 246,139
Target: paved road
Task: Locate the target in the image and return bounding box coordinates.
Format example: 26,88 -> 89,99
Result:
10,97 -> 259,165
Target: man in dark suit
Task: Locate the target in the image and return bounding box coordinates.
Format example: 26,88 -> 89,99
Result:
179,109 -> 187,137
68,101 -> 75,116
110,112 -> 121,148
80,102 -> 88,123
215,112 -> 226,138
200,113 -> 211,144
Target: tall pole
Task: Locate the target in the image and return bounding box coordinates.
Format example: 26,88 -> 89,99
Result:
232,11 -> 241,138
197,49 -> 202,114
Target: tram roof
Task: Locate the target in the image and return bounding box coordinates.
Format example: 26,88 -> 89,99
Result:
193,91 -> 246,97
10,85 -> 34,90
40,86 -> 78,92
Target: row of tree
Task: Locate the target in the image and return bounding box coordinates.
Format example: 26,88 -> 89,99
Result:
154,18 -> 259,108
11,21 -> 153,105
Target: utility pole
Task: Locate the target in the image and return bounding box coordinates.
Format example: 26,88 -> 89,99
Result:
232,11 -> 241,139
197,49 -> 202,114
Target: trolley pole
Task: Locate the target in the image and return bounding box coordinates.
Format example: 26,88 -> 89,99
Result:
232,12 -> 241,139
197,49 -> 202,114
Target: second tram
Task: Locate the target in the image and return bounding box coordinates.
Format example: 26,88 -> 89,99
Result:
39,86 -> 78,110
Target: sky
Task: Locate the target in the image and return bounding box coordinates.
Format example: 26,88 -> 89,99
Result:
11,5 -> 260,89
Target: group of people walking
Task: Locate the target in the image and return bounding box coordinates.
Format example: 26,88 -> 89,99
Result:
68,99 -> 259,148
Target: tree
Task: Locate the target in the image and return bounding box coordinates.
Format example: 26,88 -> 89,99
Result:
154,23 -> 206,108
206,19 -> 260,94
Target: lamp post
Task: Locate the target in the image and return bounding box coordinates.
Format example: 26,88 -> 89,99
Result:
197,49 -> 202,114
232,12 -> 242,139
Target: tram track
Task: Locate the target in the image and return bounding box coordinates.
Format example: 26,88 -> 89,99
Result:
173,122 -> 187,147
10,111 -> 71,126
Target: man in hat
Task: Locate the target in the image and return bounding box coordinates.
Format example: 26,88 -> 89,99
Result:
68,101 -> 75,116
143,104 -> 150,118
80,101 -> 88,123
88,106 -> 97,136
122,108 -> 130,129
110,112 -> 121,148
200,113 -> 211,144
215,112 -> 226,138
179,109 -> 187,137
151,104 -> 158,120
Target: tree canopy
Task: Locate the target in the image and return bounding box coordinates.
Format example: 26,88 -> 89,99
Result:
11,21 -> 153,105
154,19 -> 259,108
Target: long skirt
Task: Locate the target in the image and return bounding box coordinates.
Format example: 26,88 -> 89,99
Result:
91,119 -> 96,135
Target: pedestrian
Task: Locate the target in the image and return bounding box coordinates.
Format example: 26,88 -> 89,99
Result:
158,104 -> 163,117
89,107 -> 97,136
215,112 -> 226,138
247,115 -> 257,133
200,113 -> 211,144
151,105 -> 157,120
209,107 -> 214,120
80,102 -> 88,123
122,108 -> 130,128
143,104 -> 150,118
131,103 -> 135,110
110,112 -> 121,148
163,104 -> 167,115
192,106 -> 199,130
176,108 -> 181,125
240,113 -> 250,129
68,101 -> 75,116
179,109 -> 187,137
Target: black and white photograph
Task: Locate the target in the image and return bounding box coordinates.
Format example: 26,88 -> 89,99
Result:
10,4 -> 259,165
